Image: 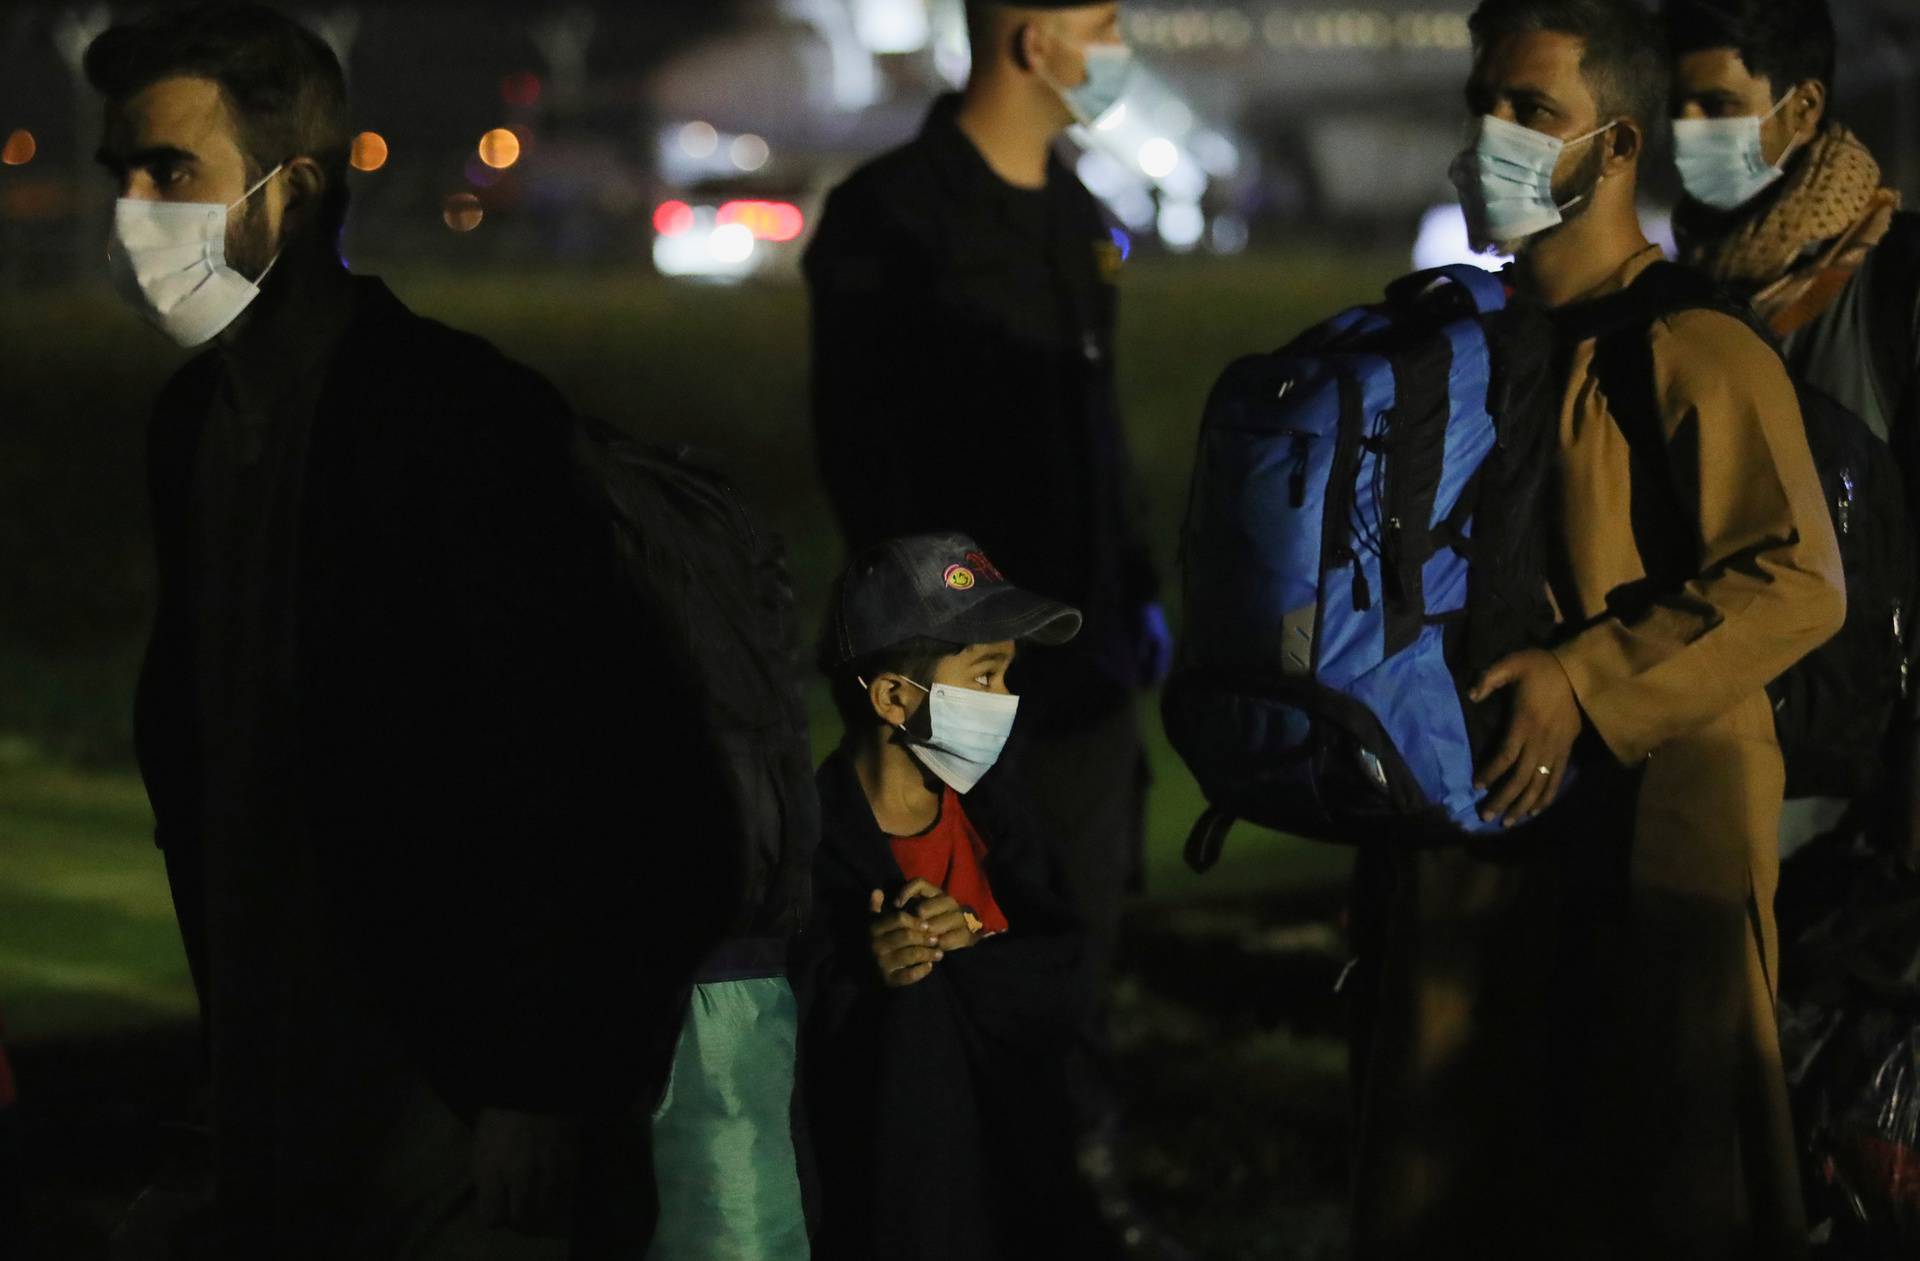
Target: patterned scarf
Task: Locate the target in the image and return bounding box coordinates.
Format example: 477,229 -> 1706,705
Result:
1676,124 -> 1901,335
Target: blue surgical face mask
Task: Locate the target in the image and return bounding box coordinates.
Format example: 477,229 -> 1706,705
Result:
1046,40 -> 1133,127
1449,114 -> 1613,251
1673,93 -> 1802,211
867,676 -> 1019,795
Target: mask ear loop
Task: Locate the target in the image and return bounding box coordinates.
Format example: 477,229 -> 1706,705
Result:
227,162 -> 287,211
857,674 -> 930,741
1553,121 -> 1618,214
227,163 -> 288,287
1761,90 -> 1811,171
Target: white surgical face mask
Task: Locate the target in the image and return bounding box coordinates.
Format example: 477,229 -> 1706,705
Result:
108,163 -> 285,348
1672,93 -> 1802,211
1043,40 -> 1133,127
1449,114 -> 1612,251
866,676 -> 1020,795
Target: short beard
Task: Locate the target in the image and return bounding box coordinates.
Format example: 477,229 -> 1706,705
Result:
224,194 -> 281,281
1504,140 -> 1610,257
1547,139 -> 1609,229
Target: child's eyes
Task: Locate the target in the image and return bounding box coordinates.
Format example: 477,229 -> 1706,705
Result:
975,673 -> 994,688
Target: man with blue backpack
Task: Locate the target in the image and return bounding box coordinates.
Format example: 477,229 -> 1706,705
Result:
1165,0 -> 1846,1252
1370,1 -> 1844,1251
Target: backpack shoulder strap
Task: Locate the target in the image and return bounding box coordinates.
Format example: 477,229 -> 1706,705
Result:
1555,261 -> 1751,450
1557,262 -> 1757,587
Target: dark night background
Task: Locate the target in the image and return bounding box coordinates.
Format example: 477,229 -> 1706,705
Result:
2,2 -> 1917,1256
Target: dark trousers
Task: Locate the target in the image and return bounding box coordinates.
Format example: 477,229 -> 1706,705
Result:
1007,700 -> 1147,1136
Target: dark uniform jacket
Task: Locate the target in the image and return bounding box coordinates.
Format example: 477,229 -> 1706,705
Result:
805,96 -> 1156,728
799,748 -> 1108,1260
137,273 -> 739,1130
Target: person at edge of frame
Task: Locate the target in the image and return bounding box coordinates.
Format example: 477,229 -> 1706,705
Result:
90,5 -> 740,1256
1660,0 -> 1920,865
803,0 -> 1175,1240
1346,0 -> 1847,1257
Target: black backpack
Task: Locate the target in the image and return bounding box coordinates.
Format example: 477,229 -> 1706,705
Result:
1865,214 -> 1920,456
1558,262 -> 1916,801
571,416 -> 818,939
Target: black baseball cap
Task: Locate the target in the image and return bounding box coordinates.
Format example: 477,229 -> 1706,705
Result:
821,532 -> 1082,671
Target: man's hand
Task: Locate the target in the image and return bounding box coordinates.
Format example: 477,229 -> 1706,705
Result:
1470,648 -> 1583,826
473,1108 -> 579,1236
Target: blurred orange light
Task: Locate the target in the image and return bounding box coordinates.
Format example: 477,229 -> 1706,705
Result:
1,130 -> 35,166
477,128 -> 521,170
349,131 -> 388,172
716,200 -> 804,243
443,192 -> 484,232
501,72 -> 543,108
653,200 -> 695,237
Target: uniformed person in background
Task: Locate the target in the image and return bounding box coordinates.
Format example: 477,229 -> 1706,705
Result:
804,0 -> 1172,1234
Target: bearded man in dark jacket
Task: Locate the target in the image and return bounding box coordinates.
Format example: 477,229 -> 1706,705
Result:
93,6 -> 738,1256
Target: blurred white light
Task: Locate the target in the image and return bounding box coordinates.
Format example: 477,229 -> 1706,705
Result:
1413,203 -> 1509,273
1158,160 -> 1208,202
1075,149 -> 1137,199
1157,199 -> 1205,251
680,121 -> 719,159
710,222 -> 757,265
1137,138 -> 1179,179
1095,102 -> 1129,132
1156,101 -> 1194,136
1191,130 -> 1240,178
1210,214 -> 1250,255
851,0 -> 929,54
1110,187 -> 1158,231
731,133 -> 771,172
1641,207 -> 1677,260
653,206 -> 763,282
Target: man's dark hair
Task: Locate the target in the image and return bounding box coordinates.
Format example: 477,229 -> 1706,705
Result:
1661,0 -> 1837,100
85,3 -> 352,242
1470,0 -> 1671,132
829,637 -> 965,734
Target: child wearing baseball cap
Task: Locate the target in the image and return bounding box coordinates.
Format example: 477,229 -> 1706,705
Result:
799,531 -> 1119,1259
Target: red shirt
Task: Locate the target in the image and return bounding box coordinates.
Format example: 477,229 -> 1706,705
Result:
888,790 -> 1010,936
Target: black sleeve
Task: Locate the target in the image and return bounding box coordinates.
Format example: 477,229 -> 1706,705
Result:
806,182 -> 945,550
134,359 -> 214,855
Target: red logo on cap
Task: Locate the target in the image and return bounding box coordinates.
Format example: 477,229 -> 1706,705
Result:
963,551 -> 1004,582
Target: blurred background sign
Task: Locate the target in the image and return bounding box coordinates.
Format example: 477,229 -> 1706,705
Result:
4,1 -> 1914,287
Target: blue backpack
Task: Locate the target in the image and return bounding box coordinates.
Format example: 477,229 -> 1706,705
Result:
1163,266 -> 1561,869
